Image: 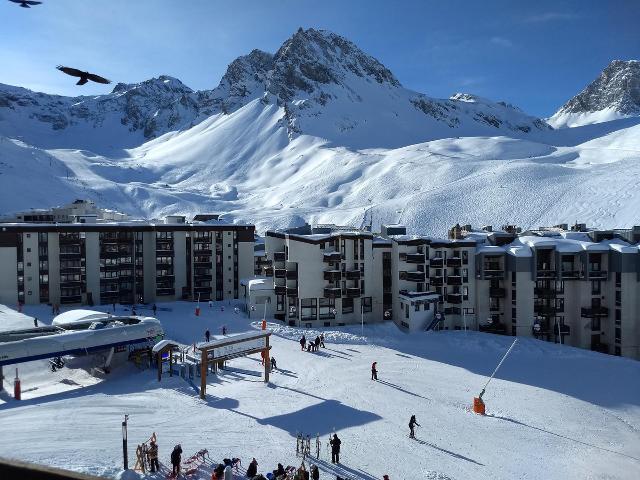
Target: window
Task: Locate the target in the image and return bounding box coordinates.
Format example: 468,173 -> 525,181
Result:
615,290 -> 621,306
26,247 -> 31,253
360,280 -> 365,295
26,234 -> 31,238
615,272 -> 621,287
615,309 -> 621,323
462,251 -> 468,264
615,327 -> 621,343
276,295 -> 284,311
511,272 -> 516,284
591,280 -> 601,295
319,298 -> 336,319
591,317 -> 601,331
342,297 -> 354,314
405,304 -> 409,319
301,298 -> 317,320
463,286 -> 468,300
462,269 -> 468,282
415,302 -> 420,312
362,297 -> 372,313
463,308 -> 474,315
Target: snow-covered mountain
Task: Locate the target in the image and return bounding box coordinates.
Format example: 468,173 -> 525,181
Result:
549,60 -> 640,128
0,29 -> 639,234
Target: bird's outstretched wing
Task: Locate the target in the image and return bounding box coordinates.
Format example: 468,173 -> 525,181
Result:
26,1 -> 43,4
86,72 -> 111,84
57,65 -> 84,78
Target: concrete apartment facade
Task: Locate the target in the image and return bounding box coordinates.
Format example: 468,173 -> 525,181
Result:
250,230 -> 382,327
0,216 -> 254,307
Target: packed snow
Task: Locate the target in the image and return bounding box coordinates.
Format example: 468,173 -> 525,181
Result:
0,301 -> 638,480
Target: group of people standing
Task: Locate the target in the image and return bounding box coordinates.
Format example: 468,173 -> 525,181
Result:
299,334 -> 325,352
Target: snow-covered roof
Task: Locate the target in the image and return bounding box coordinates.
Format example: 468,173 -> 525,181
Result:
152,339 -> 180,353
52,309 -> 110,326
240,277 -> 274,291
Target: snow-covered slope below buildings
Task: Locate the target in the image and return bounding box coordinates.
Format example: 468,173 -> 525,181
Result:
549,60 -> 640,128
0,29 -> 638,234
1,302 -> 639,480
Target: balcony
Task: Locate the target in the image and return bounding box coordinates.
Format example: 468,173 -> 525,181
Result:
286,287 -> 297,297
489,287 -> 505,297
156,273 -> 175,280
275,285 -> 286,295
273,251 -> 286,262
446,257 -> 462,267
345,270 -> 361,280
581,306 -> 609,318
447,276 -> 462,286
156,287 -> 175,296
431,277 -> 444,287
194,286 -> 212,294
324,287 -> 341,298
534,287 -> 556,298
406,253 -> 426,264
194,259 -> 212,267
534,304 -> 557,316
193,274 -> 213,282
536,269 -> 556,279
323,252 -> 342,263
400,271 -> 426,282
263,266 -> 274,276
324,270 -> 342,282
194,248 -> 212,256
274,268 -> 286,279
561,270 -> 580,279
286,270 -> 298,280
429,258 -> 444,267
446,294 -> 462,304
587,270 -> 608,279
346,287 -> 361,298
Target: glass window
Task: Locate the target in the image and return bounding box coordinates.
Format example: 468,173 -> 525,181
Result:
342,297 -> 354,314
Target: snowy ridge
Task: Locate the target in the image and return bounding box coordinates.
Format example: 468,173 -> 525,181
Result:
0,29 -> 639,234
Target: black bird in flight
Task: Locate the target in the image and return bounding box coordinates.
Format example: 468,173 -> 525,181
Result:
56,66 -> 111,86
9,0 -> 42,8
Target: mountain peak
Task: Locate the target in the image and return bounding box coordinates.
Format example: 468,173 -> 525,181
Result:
111,75 -> 193,95
553,59 -> 640,119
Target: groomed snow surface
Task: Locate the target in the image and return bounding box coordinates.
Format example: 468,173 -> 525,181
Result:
0,302 -> 639,479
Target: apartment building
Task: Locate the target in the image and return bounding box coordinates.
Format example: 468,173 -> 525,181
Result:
468,225 -> 640,360
0,215 -> 254,307
254,230 -> 382,327
0,199 -> 129,223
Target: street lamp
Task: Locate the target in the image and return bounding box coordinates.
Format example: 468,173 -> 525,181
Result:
122,414 -> 129,470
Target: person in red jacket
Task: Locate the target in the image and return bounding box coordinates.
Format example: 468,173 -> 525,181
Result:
371,362 -> 378,380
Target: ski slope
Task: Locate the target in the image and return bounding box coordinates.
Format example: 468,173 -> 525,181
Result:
0,302 -> 638,480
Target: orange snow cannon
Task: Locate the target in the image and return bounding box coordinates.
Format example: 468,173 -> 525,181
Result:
473,396 -> 485,415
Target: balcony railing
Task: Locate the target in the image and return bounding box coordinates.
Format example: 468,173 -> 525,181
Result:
534,304 -> 557,316
561,270 -> 580,279
273,252 -> 286,262
274,268 -> 286,278
536,269 -> 556,279
581,306 -> 609,318
345,270 -> 361,280
400,271 -> 426,282
431,277 -> 444,287
286,270 -> 298,280
587,270 -> 608,279
483,270 -> 504,279
406,253 -> 426,264
323,252 -> 342,263
534,287 -> 557,298
346,287 -> 361,298
275,285 -> 286,295
193,274 -> 213,281
489,287 -> 505,297
324,287 -> 341,298
446,257 -> 462,267
447,276 -> 462,286
429,258 -> 444,267
286,287 -> 297,297
324,270 -> 342,281
446,294 -> 462,304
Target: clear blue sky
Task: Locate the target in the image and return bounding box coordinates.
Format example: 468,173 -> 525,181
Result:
1,0 -> 638,117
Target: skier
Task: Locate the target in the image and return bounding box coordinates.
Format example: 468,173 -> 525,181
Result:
310,464 -> 319,480
371,362 -> 378,380
270,356 -> 277,371
152,303 -> 157,316
112,302 -> 116,313
300,335 -> 306,351
246,458 -> 258,477
319,334 -> 325,348
330,433 -> 341,464
222,325 -> 227,335
147,440 -> 159,473
170,444 -> 182,477
33,317 -> 38,327
209,300 -> 213,308
409,415 -> 420,439
205,329 -> 211,343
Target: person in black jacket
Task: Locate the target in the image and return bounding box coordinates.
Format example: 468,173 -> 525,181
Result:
246,457 -> 258,477
310,464 -> 319,480
409,415 -> 420,439
330,434 -> 341,464
170,444 -> 182,476
272,463 -> 285,477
